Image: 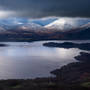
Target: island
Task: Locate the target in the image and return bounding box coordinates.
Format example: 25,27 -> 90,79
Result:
0,44 -> 8,47
43,42 -> 90,51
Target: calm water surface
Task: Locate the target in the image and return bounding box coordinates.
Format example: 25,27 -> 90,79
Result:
0,40 -> 89,79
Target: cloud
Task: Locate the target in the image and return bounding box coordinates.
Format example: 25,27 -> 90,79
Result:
0,10 -> 16,18
0,0 -> 90,18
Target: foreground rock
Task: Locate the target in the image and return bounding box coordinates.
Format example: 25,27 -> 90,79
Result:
43,42 -> 90,51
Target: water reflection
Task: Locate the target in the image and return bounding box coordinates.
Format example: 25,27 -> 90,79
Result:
0,41 -> 89,79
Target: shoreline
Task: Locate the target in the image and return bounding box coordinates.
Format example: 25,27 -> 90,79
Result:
0,41 -> 89,89
0,52 -> 89,90
43,42 -> 90,51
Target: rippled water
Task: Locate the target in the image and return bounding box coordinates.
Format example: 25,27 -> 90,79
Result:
0,40 -> 89,79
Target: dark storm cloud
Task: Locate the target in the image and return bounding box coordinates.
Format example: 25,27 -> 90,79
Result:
0,0 -> 90,18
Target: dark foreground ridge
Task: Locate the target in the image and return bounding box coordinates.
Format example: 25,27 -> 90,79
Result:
43,42 -> 90,51
51,52 -> 90,88
0,52 -> 90,90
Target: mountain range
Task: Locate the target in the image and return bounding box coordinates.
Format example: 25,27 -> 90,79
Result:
0,17 -> 90,41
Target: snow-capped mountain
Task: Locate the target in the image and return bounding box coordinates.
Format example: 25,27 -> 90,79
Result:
31,17 -> 58,26
45,18 -> 90,31
0,17 -> 90,32
17,23 -> 46,31
0,17 -> 57,30
0,18 -> 28,30
80,23 -> 90,29
0,17 -> 90,41
0,27 -> 6,32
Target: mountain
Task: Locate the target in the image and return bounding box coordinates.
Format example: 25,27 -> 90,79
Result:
17,23 -> 46,31
31,17 -> 58,26
0,17 -> 89,41
0,18 -> 29,30
0,17 -> 90,31
45,18 -> 76,31
0,27 -> 6,32
80,23 -> 90,29
45,18 -> 90,31
0,17 -> 57,30
60,23 -> 90,40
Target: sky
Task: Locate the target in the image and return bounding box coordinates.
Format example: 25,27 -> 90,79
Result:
0,0 -> 90,18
